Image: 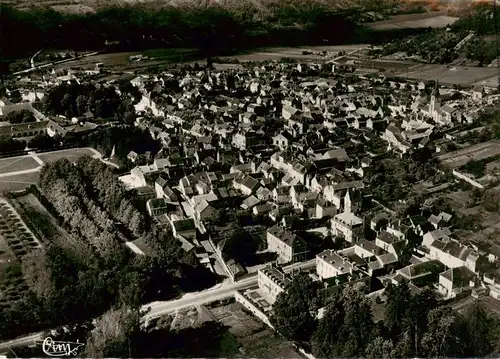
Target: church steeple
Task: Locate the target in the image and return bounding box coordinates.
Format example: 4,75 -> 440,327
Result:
344,190 -> 352,214
431,79 -> 440,99
430,78 -> 441,116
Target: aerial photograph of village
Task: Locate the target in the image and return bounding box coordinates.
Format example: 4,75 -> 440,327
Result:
1,0 -> 500,357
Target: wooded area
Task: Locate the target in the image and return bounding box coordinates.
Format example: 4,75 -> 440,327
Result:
0,157 -> 216,340
271,275 -> 499,358
0,3 -> 367,60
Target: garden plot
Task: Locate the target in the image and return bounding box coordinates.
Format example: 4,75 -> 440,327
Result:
0,199 -> 41,260
9,193 -> 79,250
0,201 -> 35,310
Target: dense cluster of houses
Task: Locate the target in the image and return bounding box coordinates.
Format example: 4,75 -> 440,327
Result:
3,58 -> 500,324
113,60 -> 500,323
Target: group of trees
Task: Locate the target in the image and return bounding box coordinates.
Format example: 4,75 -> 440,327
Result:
0,136 -> 25,153
39,157 -> 146,250
0,157 -> 216,341
373,4 -> 500,65
373,29 -> 461,64
44,82 -> 129,120
367,148 -> 445,205
451,4 -> 500,35
27,133 -> 59,150
463,159 -> 487,178
86,127 -> 161,167
4,109 -> 35,124
272,275 -> 499,358
464,37 -> 498,67
1,2 -> 370,61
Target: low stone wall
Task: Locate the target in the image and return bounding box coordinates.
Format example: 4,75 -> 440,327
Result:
234,290 -> 273,329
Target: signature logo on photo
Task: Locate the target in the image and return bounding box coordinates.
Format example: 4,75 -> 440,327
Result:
41,337 -> 85,357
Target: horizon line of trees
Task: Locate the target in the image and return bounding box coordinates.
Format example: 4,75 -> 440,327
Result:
0,3 -> 391,61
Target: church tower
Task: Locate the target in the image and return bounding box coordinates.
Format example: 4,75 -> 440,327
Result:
344,190 -> 352,214
429,79 -> 441,118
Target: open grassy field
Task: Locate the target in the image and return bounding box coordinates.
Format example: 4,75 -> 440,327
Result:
0,172 -> 40,193
396,63 -> 500,86
54,45 -> 371,73
367,12 -> 459,30
0,148 -> 99,193
54,49 -> 200,72
0,156 -> 39,174
36,147 -> 95,164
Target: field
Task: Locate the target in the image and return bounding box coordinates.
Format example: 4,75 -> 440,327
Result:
53,45 -> 371,73
221,45 -> 367,63
54,49 -> 199,72
367,12 -> 459,30
0,172 -> 40,193
437,141 -> 500,169
0,148 -> 101,193
0,156 -> 39,174
209,302 -> 301,358
396,63 -> 500,86
37,147 -> 96,164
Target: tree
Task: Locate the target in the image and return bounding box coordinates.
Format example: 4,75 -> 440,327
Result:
22,248 -> 53,299
221,229 -> 260,266
28,133 -> 57,150
482,189 -> 500,213
75,94 -> 88,115
340,285 -> 375,357
384,281 -> 411,337
0,136 -> 25,153
311,293 -> 345,357
464,302 -> 497,357
403,287 -> 439,356
365,337 -> 394,359
421,306 -> 468,358
271,273 -> 319,342
5,109 -> 35,124
84,306 -> 140,358
129,211 -> 145,237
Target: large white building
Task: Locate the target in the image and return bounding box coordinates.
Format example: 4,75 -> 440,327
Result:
316,249 -> 354,280
258,264 -> 291,304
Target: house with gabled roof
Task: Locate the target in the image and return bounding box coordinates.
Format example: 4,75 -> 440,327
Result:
267,224 -> 308,264
316,249 -> 355,280
423,228 -> 479,272
375,230 -> 407,259
233,174 -> 259,196
393,259 -> 445,287
273,131 -> 294,150
438,266 -> 476,299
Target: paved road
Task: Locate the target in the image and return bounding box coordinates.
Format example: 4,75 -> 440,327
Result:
13,51 -> 101,75
142,258 -> 316,322
0,167 -> 40,178
0,259 -> 316,350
